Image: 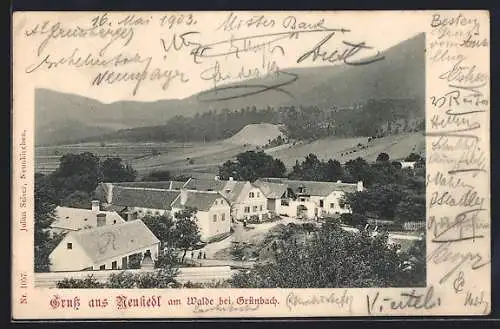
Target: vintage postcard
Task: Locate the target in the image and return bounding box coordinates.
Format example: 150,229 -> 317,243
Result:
12,10 -> 490,319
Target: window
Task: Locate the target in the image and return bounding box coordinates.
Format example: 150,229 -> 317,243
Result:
67,243 -> 72,250
300,198 -> 306,202
214,200 -> 218,205
221,213 -> 226,221
319,200 -> 324,208
213,215 -> 217,222
155,211 -> 160,215
146,210 -> 152,215
330,203 -> 335,209
244,207 -> 250,213
257,192 -> 260,197
253,206 -> 258,212
260,205 -> 263,211
249,192 -> 254,198
220,200 -> 224,205
112,261 -> 117,270
99,265 -> 105,270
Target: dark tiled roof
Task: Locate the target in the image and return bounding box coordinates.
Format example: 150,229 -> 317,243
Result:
220,181 -> 247,203
114,181 -> 186,190
183,178 -> 227,192
171,191 -> 223,212
112,187 -> 180,209
67,220 -> 160,264
253,180 -> 288,198
51,206 -> 126,231
259,178 -> 358,196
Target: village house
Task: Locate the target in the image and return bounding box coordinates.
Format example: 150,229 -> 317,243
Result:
170,189 -> 231,242
252,180 -> 289,215
48,220 -> 160,272
255,178 -> 364,219
97,185 -> 181,221
184,177 -> 269,221
50,201 -> 126,234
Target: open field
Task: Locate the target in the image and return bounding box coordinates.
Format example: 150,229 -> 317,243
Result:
35,132 -> 425,178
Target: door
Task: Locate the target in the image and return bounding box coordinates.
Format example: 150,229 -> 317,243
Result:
122,257 -> 128,269
112,261 -> 117,269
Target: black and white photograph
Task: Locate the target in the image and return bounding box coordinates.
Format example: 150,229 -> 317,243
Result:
33,23 -> 426,290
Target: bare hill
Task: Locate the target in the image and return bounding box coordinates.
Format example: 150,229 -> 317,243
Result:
225,124 -> 283,146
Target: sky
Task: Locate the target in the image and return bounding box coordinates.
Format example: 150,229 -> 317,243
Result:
14,11 -> 428,103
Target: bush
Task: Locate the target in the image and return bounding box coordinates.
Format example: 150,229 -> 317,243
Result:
340,213 -> 367,227
57,275 -> 105,288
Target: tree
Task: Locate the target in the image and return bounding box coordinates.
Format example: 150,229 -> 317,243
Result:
394,193 -> 426,224
232,223 -> 410,288
376,152 -> 390,162
344,157 -> 373,185
142,215 -> 175,248
61,190 -> 91,209
142,170 -> 171,182
342,184 -> 404,219
325,159 -> 344,182
101,157 -> 137,182
405,152 -> 422,162
172,208 -> 201,263
34,173 -> 60,272
218,151 -> 286,182
50,152 -> 101,197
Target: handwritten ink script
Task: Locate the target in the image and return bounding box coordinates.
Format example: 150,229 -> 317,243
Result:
427,11 -> 490,314
21,12 -> 386,100
366,287 -> 441,315
286,290 -> 353,313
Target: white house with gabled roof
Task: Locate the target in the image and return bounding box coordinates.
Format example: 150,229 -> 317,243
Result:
48,220 -> 160,272
170,189 -> 230,242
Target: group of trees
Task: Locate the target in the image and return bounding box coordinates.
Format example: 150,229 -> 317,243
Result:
40,152 -> 136,206
141,208 -> 201,263
340,153 -> 426,227
289,154 -> 344,182
218,150 -> 287,182
232,221 -> 425,288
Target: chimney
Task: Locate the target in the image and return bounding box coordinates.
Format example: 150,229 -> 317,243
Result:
357,181 -> 364,192
106,183 -> 114,203
229,177 -> 234,181
91,200 -> 100,212
180,188 -> 188,206
96,213 -> 106,227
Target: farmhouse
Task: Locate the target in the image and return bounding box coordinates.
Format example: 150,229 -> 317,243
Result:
184,178 -> 269,221
255,178 -> 364,219
252,180 -> 289,215
104,186 -> 180,220
50,201 -> 126,234
49,220 -> 160,272
171,189 -> 231,242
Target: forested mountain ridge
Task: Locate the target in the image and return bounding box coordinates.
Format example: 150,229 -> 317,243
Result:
36,33 -> 424,145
